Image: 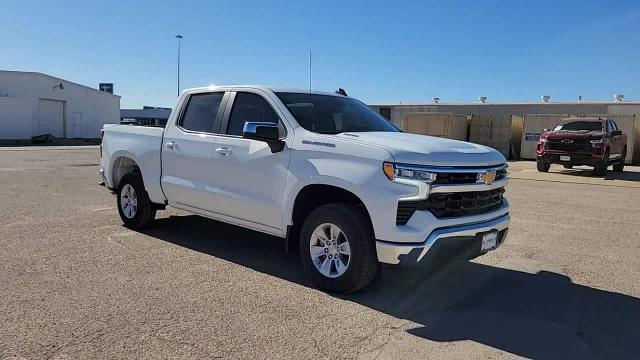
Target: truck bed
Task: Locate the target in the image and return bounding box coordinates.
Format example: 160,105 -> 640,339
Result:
100,124 -> 166,204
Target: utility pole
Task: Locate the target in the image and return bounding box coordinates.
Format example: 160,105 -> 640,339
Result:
175,34 -> 184,97
309,50 -> 312,93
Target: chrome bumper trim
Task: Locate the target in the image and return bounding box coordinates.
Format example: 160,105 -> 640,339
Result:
394,163 -> 507,173
376,213 -> 510,265
430,177 -> 508,193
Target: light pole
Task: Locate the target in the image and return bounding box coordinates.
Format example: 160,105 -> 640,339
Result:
175,34 -> 183,97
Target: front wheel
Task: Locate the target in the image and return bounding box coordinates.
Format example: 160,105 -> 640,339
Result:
593,150 -> 609,176
537,160 -> 550,172
117,173 -> 156,229
613,148 -> 626,172
299,204 -> 379,293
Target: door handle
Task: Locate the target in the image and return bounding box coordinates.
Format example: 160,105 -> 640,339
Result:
165,141 -> 178,150
215,147 -> 232,156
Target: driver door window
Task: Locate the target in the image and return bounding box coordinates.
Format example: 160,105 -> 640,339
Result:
225,92 -> 282,136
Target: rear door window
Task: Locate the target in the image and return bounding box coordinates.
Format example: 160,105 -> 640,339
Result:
179,92 -> 225,133
611,121 -> 619,131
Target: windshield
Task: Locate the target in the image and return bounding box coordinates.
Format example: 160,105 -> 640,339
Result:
275,92 -> 399,134
553,121 -> 603,132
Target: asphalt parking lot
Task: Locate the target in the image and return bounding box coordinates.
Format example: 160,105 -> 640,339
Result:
1,146 -> 639,359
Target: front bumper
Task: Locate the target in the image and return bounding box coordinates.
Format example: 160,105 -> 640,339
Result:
376,213 -> 509,266
537,152 -> 601,166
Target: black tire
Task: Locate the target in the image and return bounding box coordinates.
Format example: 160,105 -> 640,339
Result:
117,173 -> 156,229
563,164 -> 573,169
593,150 -> 609,176
613,148 -> 626,172
537,160 -> 550,172
299,203 -> 379,294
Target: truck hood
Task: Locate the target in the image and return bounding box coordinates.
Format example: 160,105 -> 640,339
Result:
339,132 -> 506,167
543,130 -> 604,139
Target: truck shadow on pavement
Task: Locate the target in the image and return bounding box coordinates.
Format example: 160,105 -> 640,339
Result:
553,167 -> 640,182
143,214 -> 640,360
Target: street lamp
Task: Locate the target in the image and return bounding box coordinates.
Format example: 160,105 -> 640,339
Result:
175,34 -> 183,97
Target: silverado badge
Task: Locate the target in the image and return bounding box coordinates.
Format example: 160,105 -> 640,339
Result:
478,170 -> 497,185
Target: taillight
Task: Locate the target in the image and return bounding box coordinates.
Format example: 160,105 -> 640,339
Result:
100,128 -> 105,159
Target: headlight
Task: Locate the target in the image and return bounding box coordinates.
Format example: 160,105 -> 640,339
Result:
590,138 -> 604,144
383,162 -> 437,183
539,137 -> 547,142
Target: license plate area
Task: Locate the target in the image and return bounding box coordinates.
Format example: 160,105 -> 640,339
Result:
480,230 -> 498,251
560,155 -> 571,162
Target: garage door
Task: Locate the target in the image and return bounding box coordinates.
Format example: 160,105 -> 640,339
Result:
36,99 -> 64,138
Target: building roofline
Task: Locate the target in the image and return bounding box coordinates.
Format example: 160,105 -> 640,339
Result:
0,70 -> 121,98
371,101 -> 640,107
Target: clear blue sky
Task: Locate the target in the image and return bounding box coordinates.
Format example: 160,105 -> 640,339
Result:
2,0 -> 639,108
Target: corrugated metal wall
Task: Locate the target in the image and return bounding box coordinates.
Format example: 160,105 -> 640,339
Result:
391,106 -> 437,127
399,112 -> 468,141
380,103 -> 611,127
468,114 -> 514,158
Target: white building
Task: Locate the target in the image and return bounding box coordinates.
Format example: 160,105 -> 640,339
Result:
0,70 -> 120,140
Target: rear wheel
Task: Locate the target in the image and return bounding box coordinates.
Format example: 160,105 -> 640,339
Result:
117,173 -> 156,229
299,204 -> 379,293
537,160 -> 550,172
613,148 -> 626,172
593,150 -> 609,176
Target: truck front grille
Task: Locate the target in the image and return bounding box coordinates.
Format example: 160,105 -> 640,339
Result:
433,169 -> 507,184
396,188 -> 505,224
545,138 -> 591,152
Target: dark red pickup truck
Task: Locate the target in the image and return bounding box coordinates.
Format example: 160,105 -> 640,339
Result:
536,117 -> 627,176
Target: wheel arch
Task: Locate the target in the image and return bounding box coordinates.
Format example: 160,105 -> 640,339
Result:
110,154 -> 141,190
286,184 -> 374,252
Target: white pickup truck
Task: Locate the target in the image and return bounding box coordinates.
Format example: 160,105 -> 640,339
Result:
99,85 -> 509,293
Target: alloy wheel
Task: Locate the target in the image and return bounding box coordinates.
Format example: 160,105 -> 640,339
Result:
309,223 -> 352,278
120,184 -> 138,219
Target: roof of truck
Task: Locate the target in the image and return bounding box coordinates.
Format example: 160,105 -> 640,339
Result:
559,117 -> 605,123
183,85 -> 348,97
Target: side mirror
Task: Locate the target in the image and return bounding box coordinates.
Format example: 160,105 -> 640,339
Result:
242,122 -> 284,152
543,128 -> 550,132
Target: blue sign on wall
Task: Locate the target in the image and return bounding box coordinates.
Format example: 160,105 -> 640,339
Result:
99,83 -> 114,94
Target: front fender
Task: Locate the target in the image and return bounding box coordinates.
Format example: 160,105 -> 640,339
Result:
283,154 -> 415,239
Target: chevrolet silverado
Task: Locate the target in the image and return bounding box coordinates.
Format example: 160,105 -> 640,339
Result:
99,86 -> 510,293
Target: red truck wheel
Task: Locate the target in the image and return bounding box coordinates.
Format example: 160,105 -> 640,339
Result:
594,150 -> 609,176
613,148 -> 626,172
537,160 -> 550,172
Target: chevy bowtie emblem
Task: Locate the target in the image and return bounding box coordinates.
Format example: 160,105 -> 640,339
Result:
561,139 -> 574,143
478,170 -> 497,185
